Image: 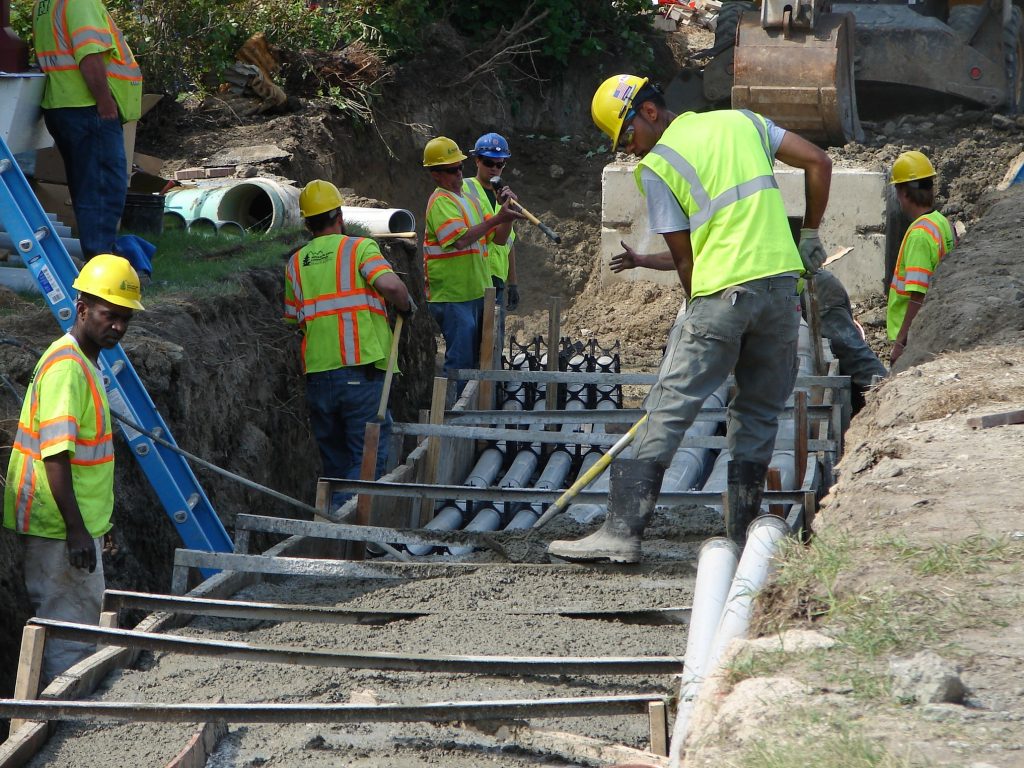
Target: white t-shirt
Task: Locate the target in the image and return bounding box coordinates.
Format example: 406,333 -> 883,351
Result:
643,118 -> 787,233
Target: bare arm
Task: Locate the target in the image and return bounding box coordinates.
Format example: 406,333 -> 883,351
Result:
662,230 -> 694,296
775,132 -> 832,229
43,452 -> 97,571
373,272 -> 413,312
79,52 -> 119,121
610,240 -> 675,273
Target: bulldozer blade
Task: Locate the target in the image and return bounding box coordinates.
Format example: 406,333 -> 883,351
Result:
732,11 -> 863,146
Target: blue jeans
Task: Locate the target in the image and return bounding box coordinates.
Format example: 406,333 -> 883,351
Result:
43,106 -> 127,260
306,366 -> 392,508
429,298 -> 483,394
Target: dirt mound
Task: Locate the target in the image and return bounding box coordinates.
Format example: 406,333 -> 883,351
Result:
893,185 -> 1024,370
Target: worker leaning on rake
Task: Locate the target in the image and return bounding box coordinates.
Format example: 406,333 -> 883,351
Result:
284,181 -> 415,514
548,76 -> 833,563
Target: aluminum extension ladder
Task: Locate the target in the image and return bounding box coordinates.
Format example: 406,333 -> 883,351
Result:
0,135 -> 231,555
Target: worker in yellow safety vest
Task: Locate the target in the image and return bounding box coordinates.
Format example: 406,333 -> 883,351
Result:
422,136 -> 522,394
548,75 -> 833,562
887,151 -> 955,367
284,180 -> 414,513
462,132 -> 521,353
34,0 -> 143,261
4,254 -> 144,683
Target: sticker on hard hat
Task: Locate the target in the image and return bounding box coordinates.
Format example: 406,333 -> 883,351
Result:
612,80 -> 636,103
120,280 -> 139,292
38,266 -> 65,305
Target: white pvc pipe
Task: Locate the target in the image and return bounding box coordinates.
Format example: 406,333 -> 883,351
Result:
340,206 -> 416,236
706,515 -> 790,672
669,537 -> 739,765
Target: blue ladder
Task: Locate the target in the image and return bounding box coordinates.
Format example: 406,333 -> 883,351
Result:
0,135 -> 232,556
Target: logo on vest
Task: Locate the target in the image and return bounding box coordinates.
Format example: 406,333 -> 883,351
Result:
302,250 -> 331,267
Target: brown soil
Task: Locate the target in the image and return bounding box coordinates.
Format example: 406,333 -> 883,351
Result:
7,17 -> 1024,766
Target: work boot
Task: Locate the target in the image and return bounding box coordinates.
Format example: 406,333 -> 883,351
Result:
547,459 -> 665,564
726,460 -> 769,549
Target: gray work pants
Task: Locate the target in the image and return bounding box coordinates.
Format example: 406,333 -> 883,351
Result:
634,275 -> 801,468
22,535 -> 104,685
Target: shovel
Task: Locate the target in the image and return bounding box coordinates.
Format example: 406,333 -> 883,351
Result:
484,414 -> 649,562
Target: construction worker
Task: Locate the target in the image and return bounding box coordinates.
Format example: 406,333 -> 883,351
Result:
285,180 -> 414,512
462,132 -> 521,351
887,151 -> 955,366
34,0 -> 142,261
548,75 -> 832,562
3,254 -> 143,683
612,249 -> 886,414
422,136 -> 521,393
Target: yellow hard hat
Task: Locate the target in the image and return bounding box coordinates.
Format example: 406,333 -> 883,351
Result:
299,179 -> 344,218
72,254 -> 145,310
592,74 -> 649,148
423,136 -> 467,168
890,151 -> 937,185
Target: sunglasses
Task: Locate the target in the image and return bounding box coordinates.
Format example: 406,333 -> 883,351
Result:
434,165 -> 463,175
617,109 -> 636,150
480,158 -> 506,169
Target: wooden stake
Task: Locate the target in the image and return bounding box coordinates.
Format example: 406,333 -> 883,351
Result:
794,390 -> 808,488
313,479 -> 331,524
422,377 -> 448,524
648,700 -> 668,757
766,468 -> 784,518
546,297 -> 561,414
164,698 -> 227,768
10,625 -> 46,734
352,421 -> 382,561
479,287 -> 496,410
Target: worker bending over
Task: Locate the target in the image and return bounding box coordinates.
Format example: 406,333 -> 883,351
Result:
462,132 -> 521,351
887,151 -> 955,366
549,75 -> 832,562
285,180 -> 414,513
422,137 -> 521,393
4,255 -> 144,683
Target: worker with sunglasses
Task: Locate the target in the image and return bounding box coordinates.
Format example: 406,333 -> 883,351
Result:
422,136 -> 522,394
548,75 -> 833,562
462,133 -> 521,353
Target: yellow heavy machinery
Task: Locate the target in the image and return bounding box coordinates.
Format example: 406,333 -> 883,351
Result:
698,0 -> 1023,145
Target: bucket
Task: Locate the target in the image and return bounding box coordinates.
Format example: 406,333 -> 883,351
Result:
122,192 -> 165,236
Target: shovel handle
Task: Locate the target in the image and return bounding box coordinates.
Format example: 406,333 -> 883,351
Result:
531,414 -> 649,529
377,315 -> 403,422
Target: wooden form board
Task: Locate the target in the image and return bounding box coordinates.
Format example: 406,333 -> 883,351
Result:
28,618 -> 684,677
164,711 -> 226,768
0,694 -> 667,726
101,589 -> 692,626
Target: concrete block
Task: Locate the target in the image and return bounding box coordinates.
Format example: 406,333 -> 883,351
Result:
0,73 -> 53,155
599,160 -> 886,300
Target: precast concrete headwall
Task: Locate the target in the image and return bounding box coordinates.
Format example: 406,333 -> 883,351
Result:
599,161 -> 886,301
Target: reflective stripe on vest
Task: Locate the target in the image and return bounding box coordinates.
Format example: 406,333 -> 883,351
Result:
890,216 -> 950,295
288,236 -> 391,370
10,339 -> 112,532
645,110 -> 778,232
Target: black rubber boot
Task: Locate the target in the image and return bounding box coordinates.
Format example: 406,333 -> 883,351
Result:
547,459 -> 666,563
726,460 -> 769,550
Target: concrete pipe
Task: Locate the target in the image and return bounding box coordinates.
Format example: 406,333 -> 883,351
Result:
187,217 -> 217,236
164,178 -> 302,233
162,211 -> 187,231
340,206 -> 416,236
669,537 -> 740,764
216,220 -> 246,238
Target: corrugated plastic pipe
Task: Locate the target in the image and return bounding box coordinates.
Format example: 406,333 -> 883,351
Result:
668,537 -> 739,766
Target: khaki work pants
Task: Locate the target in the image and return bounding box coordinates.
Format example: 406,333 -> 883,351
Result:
634,275 -> 801,468
22,534 -> 104,685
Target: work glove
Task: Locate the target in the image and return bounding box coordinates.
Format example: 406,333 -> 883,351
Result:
399,296 -> 418,321
506,284 -> 520,312
798,228 -> 827,275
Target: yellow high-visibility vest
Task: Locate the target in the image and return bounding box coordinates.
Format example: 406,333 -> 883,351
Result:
423,188 -> 491,302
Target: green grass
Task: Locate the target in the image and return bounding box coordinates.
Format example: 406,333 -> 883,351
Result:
740,709 -> 914,768
882,533 -> 1017,577
136,227 -> 306,298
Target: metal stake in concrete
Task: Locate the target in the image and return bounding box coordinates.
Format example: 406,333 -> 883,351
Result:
546,297 -> 561,413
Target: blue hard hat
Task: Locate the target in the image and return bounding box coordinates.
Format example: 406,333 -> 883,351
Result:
473,132 -> 511,159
